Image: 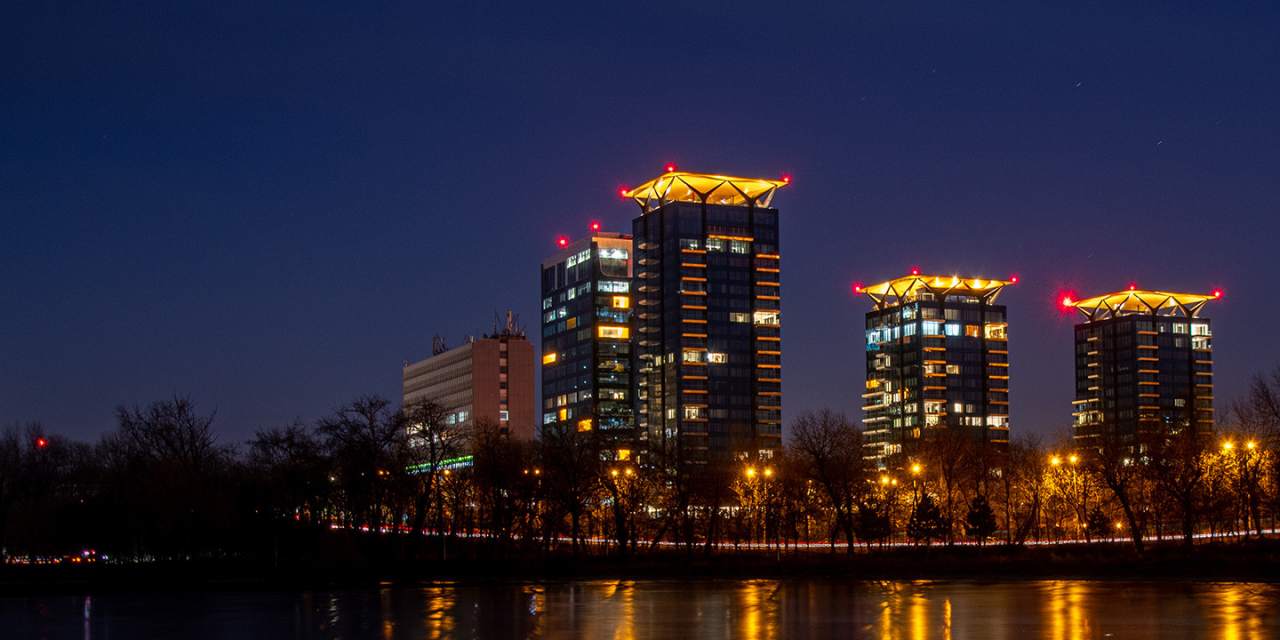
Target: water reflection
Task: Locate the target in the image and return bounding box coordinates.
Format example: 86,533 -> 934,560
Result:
5,579 -> 1279,638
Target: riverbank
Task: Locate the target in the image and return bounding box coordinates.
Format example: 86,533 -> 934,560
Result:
4,538 -> 1279,595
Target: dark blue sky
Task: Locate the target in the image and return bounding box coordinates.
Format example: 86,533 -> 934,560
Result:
4,2 -> 1278,445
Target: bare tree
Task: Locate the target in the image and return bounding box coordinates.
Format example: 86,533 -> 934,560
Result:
403,399 -> 466,540
316,395 -> 411,530
1085,429 -> 1148,554
1146,424 -> 1209,547
790,409 -> 864,553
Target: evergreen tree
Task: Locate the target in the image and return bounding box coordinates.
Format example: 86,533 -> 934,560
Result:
907,494 -> 948,544
964,495 -> 997,544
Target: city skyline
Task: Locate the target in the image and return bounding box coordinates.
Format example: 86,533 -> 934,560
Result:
5,3 -> 1271,444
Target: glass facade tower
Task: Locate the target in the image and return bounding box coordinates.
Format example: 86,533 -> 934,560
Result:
625,171 -> 789,464
1067,288 -> 1220,448
540,231 -> 637,461
858,273 -> 1015,467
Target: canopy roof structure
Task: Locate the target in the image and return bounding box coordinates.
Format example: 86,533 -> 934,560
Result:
623,171 -> 789,214
858,273 -> 1016,309
1067,288 -> 1221,321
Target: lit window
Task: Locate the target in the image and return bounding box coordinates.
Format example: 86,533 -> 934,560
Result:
729,312 -> 749,323
577,418 -> 593,432
600,280 -> 629,293
566,317 -> 577,329
598,247 -> 629,260
617,449 -> 632,461
542,352 -> 557,365
684,406 -> 704,420
965,324 -> 980,338
499,410 -> 509,422
612,295 -> 630,309
707,352 -> 727,364
558,408 -> 568,421
706,238 -> 726,252
729,240 -> 750,254
752,310 -> 780,326
598,325 -> 629,340
682,350 -> 704,362
945,323 -> 961,337
953,402 -> 963,413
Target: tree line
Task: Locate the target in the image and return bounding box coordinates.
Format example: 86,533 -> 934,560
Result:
4,370 -> 1280,562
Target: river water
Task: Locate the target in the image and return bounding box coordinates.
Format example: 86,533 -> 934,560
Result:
5,579 -> 1279,639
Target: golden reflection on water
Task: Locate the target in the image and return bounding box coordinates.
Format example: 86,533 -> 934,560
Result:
1203,583 -> 1269,640
738,579 -> 779,640
605,580 -> 636,640
873,581 -> 951,640
1044,580 -> 1090,640
422,582 -> 456,640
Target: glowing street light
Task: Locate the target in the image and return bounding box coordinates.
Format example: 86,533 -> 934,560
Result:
910,463 -> 922,476
763,467 -> 774,479
1222,441 -> 1235,452
745,466 -> 758,479
1068,454 -> 1079,465
1246,440 -> 1258,451
1050,455 -> 1062,467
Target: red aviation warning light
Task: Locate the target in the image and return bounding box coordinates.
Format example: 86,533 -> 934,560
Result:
1010,274 -> 1020,284
664,162 -> 678,173
556,236 -> 569,248
617,186 -> 629,198
1128,282 -> 1137,291
1060,294 -> 1075,310
35,437 -> 48,449
589,221 -> 601,233
851,282 -> 864,295
1212,288 -> 1224,299
781,173 -> 792,184
909,266 -> 921,276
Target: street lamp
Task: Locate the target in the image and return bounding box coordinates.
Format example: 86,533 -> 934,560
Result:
745,466 -> 758,479
1222,441 -> 1234,453
910,463 -> 922,476
1246,440 -> 1258,451
1068,454 -> 1079,465
1050,455 -> 1062,467
763,467 -> 774,479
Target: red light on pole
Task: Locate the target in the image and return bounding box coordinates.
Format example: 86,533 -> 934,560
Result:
1010,274 -> 1020,284
617,186 -> 629,198
664,163 -> 678,173
1060,295 -> 1075,309
556,236 -> 569,248
781,173 -> 792,184
589,221 -> 601,232
1128,282 -> 1137,291
910,266 -> 920,276
851,282 -> 864,295
35,437 -> 48,449
1212,289 -> 1223,299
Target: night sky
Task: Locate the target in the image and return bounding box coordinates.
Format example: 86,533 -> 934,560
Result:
5,2 -> 1278,445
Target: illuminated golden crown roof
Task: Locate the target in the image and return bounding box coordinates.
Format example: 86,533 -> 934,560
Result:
858,273 -> 1016,309
1067,288 -> 1221,321
623,171 -> 789,213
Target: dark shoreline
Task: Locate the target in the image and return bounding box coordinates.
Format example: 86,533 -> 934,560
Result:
5,539 -> 1279,596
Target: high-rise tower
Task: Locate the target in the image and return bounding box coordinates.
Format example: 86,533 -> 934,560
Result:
540,229 -> 637,461
857,272 -> 1015,467
625,169 -> 789,463
1066,287 -> 1220,448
